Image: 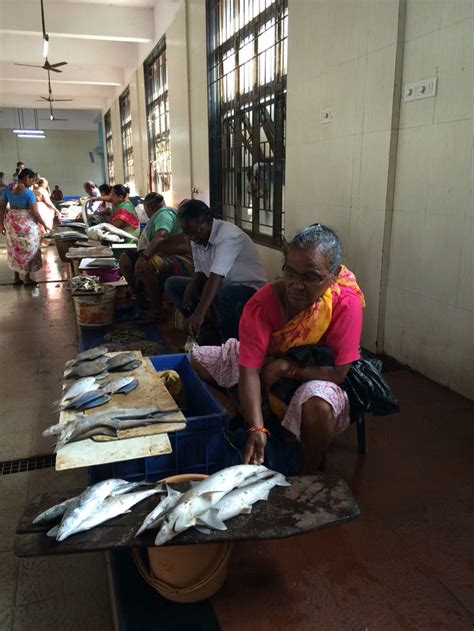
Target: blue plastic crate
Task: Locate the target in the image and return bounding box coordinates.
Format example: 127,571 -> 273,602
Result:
88,354 -> 229,484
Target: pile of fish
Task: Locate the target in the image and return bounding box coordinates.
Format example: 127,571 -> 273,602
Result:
44,405 -> 180,450
34,478 -> 164,541
58,348 -> 143,410
137,465 -> 290,545
68,275 -> 103,294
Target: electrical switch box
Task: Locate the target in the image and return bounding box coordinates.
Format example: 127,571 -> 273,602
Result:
404,77 -> 437,102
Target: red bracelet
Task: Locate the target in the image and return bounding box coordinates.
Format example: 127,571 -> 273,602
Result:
246,425 -> 271,437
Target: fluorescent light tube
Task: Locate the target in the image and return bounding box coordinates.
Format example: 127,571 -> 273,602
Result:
17,134 -> 46,139
42,36 -> 49,59
12,129 -> 45,135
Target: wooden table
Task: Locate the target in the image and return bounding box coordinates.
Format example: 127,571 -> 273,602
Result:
14,475 -> 359,557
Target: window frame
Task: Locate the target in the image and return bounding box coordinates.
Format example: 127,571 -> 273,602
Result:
143,36 -> 172,194
206,0 -> 288,248
119,86 -> 134,188
104,109 -> 114,185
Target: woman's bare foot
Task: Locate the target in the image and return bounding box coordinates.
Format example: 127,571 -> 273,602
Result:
23,274 -> 38,286
12,273 -> 23,286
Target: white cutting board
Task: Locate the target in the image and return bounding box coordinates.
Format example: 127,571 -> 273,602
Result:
56,352 -> 185,470
55,433 -> 172,470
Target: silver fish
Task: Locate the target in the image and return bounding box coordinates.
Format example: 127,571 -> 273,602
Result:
197,472 -> 290,528
106,352 -> 138,370
79,393 -> 111,410
72,346 -> 108,365
33,496 -> 78,525
136,484 -> 182,536
113,359 -> 142,372
56,479 -> 130,541
117,379 -> 138,395
60,489 -> 160,538
64,357 -> 108,379
102,376 -> 137,395
57,377 -> 97,405
62,388 -> 106,410
154,465 -> 268,545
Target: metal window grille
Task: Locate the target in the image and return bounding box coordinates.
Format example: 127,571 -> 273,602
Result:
207,0 -> 288,247
119,87 -> 135,189
104,109 -> 115,185
144,37 -> 171,194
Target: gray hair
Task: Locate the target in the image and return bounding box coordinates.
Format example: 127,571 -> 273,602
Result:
286,224 -> 342,273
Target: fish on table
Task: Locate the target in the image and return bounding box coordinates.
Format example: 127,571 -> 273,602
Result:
134,465 -> 290,545
72,347 -> 108,365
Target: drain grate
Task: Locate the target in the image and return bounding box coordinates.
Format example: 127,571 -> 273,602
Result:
0,454 -> 56,475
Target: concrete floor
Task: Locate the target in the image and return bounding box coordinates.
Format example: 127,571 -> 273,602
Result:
0,241 -> 473,630
0,241 -> 114,630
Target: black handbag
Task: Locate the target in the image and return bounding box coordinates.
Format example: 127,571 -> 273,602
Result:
269,345 -> 400,416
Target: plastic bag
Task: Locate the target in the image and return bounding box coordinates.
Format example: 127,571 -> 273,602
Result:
342,357 -> 400,416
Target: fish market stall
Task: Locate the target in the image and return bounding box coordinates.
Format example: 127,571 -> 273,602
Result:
53,351 -> 187,470
14,473 -> 359,557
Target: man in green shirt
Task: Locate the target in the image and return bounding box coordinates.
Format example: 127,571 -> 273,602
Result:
119,192 -> 193,322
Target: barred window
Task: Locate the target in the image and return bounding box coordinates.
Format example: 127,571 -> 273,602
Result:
144,37 -> 171,194
119,87 -> 134,189
207,0 -> 288,247
104,110 -> 114,185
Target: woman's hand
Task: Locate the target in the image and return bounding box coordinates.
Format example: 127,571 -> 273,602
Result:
182,281 -> 199,309
243,431 -> 267,465
261,358 -> 299,388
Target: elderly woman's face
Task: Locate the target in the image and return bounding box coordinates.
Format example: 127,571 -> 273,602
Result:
283,246 -> 337,309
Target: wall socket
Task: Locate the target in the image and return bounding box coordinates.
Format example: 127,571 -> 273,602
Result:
320,109 -> 334,124
404,77 -> 437,102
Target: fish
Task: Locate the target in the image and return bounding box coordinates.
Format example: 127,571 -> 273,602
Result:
136,484 -> 182,536
153,465 -> 268,545
57,377 -> 97,406
33,496 -> 78,525
54,407 -> 180,449
95,369 -> 110,380
64,357 -> 108,379
197,472 -> 290,528
61,388 -> 106,410
79,393 -> 111,410
102,376 -> 137,396
55,479 -> 131,541
110,359 -> 142,372
72,346 -> 108,365
106,352 -> 138,370
117,378 -> 138,395
57,489 -> 160,538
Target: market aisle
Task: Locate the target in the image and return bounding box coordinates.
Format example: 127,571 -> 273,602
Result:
0,240 -> 113,630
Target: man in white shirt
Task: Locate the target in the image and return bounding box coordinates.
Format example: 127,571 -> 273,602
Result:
165,199 -> 267,342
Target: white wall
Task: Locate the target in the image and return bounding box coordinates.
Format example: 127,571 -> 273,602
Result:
285,0 -> 402,352
384,1 -> 474,399
0,128 -> 102,195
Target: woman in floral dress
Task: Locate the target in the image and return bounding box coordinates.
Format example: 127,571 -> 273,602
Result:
0,168 -> 48,285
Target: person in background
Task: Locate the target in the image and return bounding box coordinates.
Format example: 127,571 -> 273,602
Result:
83,181 -> 103,213
34,177 -> 61,234
164,199 -> 267,343
119,192 -> 193,323
12,162 -> 25,182
191,224 -> 365,472
109,184 -> 140,241
0,168 -> 48,285
51,185 -> 64,202
0,173 -> 6,194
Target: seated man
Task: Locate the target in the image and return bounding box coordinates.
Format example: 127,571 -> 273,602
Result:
51,185 -> 64,202
119,192 -> 193,322
164,199 -> 267,343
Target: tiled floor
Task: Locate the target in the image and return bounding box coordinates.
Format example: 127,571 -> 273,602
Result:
0,241 -> 113,630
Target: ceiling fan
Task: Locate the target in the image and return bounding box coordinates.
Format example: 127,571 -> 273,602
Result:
36,69 -> 72,104
14,0 -> 68,73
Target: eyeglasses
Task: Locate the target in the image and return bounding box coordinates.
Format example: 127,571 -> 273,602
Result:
282,264 -> 332,285
184,223 -> 205,240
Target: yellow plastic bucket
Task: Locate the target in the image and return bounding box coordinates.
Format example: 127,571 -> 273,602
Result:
133,473 -> 233,603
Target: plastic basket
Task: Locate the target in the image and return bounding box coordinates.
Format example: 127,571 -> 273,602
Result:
88,354 -> 228,484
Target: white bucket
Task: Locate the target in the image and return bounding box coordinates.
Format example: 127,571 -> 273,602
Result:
72,285 -> 116,327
